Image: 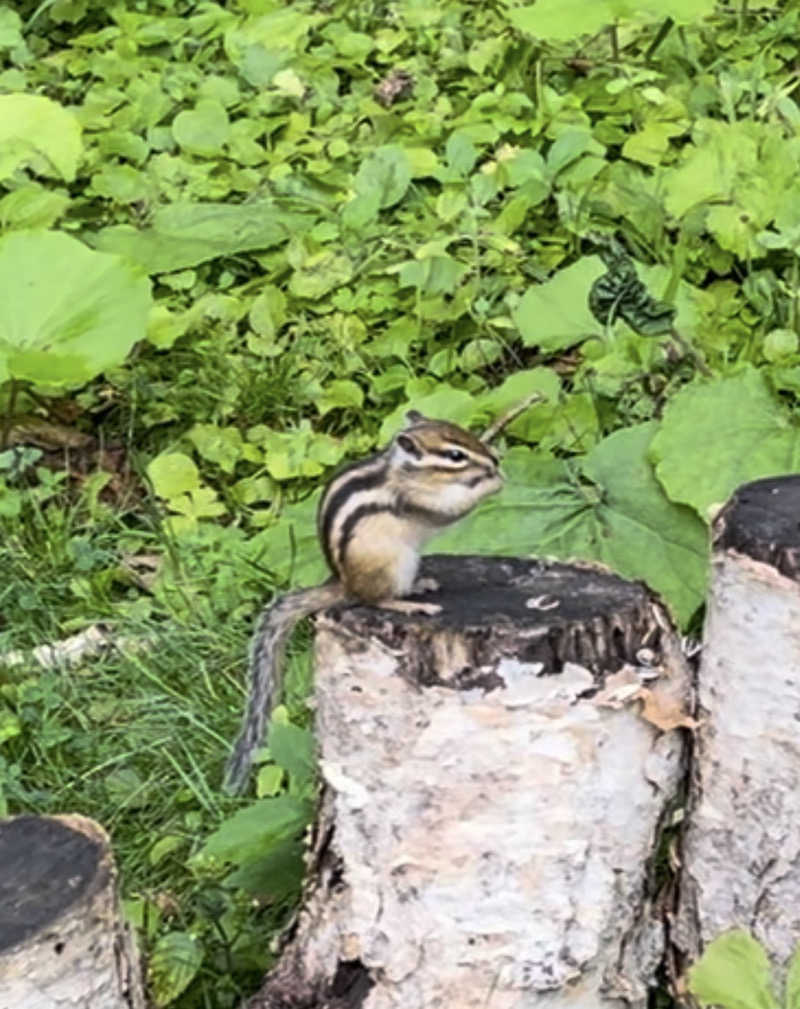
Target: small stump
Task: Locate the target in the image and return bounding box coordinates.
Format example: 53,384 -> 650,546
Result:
677,476 -> 800,973
251,556 -> 692,1009
0,814 -> 143,1009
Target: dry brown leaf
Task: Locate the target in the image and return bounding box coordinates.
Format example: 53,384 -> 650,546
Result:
637,685 -> 700,733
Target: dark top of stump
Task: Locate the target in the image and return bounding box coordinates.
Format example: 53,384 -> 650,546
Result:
328,555 -> 664,688
0,815 -> 104,952
714,475 -> 800,582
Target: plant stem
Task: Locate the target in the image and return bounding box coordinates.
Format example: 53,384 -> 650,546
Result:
1,379 -> 21,452
609,23 -> 619,62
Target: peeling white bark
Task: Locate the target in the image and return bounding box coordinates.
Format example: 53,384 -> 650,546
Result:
677,551 -> 800,970
255,589 -> 690,1009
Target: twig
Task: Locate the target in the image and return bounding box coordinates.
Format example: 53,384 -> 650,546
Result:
481,392 -> 545,444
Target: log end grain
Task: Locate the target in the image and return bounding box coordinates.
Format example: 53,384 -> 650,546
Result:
713,475 -> 800,582
0,814 -> 106,954
328,555 -> 665,687
0,814 -> 144,1009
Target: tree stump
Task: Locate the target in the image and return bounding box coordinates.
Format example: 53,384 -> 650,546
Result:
677,475 -> 800,974
0,814 -> 144,1009
249,555 -> 692,1009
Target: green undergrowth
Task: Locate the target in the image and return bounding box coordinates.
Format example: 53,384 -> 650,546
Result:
2,0 -> 800,1005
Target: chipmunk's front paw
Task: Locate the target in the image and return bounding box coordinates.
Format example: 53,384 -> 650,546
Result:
412,576 -> 440,595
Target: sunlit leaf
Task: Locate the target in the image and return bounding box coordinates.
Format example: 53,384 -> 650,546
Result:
651,369 -> 800,520
687,930 -> 777,1009
0,94 -> 82,182
0,230 -> 151,387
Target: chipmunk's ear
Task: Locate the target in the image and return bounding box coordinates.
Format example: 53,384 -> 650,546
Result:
404,409 -> 426,426
395,431 -> 423,459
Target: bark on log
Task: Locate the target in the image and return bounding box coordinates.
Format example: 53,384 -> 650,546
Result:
0,813 -> 144,1009
677,475 -> 800,976
249,555 -> 692,1009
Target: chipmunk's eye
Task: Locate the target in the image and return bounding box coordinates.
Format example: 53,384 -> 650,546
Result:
447,448 -> 467,462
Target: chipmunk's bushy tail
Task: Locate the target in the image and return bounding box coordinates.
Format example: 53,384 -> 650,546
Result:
223,582 -> 345,793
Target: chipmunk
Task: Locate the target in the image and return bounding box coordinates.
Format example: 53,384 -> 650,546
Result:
224,410 -> 503,792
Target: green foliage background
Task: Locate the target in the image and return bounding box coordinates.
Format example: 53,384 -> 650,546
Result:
2,0 -> 800,1005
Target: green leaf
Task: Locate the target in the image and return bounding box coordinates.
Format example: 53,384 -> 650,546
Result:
168,487 -> 226,522
256,764 -> 284,797
0,230 -> 151,388
249,285 -> 287,341
0,709 -> 21,746
477,367 -> 561,421
289,251 -> 353,299
687,930 -> 777,1009
268,722 -> 315,792
317,379 -> 364,415
513,257 -> 606,351
92,202 -> 307,273
224,836 -> 306,899
0,186 -> 70,231
90,163 -> 150,204
445,131 -> 479,176
354,145 -> 411,209
187,424 -> 243,474
147,453 -> 200,499
0,94 -> 82,183
146,304 -> 189,350
200,795 -> 312,861
172,99 -> 231,156
764,329 -> 798,362
248,492 -> 327,586
0,8 -> 24,51
579,424 -> 708,623
507,1 -> 617,41
650,369 -> 800,520
149,931 -> 204,1008
149,835 -> 185,867
623,120 -> 684,167
508,0 -> 714,39
379,388 -> 478,441
398,255 -> 468,295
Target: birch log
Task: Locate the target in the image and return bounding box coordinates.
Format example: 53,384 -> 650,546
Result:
249,555 -> 692,1009
0,814 -> 144,1009
677,475 -> 800,975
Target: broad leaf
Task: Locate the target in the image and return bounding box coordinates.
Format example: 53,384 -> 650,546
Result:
147,453 -> 200,499
172,99 -> 231,156
199,795 -> 313,861
508,0 -> 715,40
0,94 -> 82,182
687,930 -> 777,1009
268,722 -> 316,793
513,256 -> 606,351
354,145 -> 411,209
92,202 -> 309,273
0,230 -> 151,387
650,369 -> 800,520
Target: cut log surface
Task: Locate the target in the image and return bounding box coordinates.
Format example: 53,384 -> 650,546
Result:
677,475 -> 800,973
0,814 -> 143,1009
251,556 -> 691,1009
